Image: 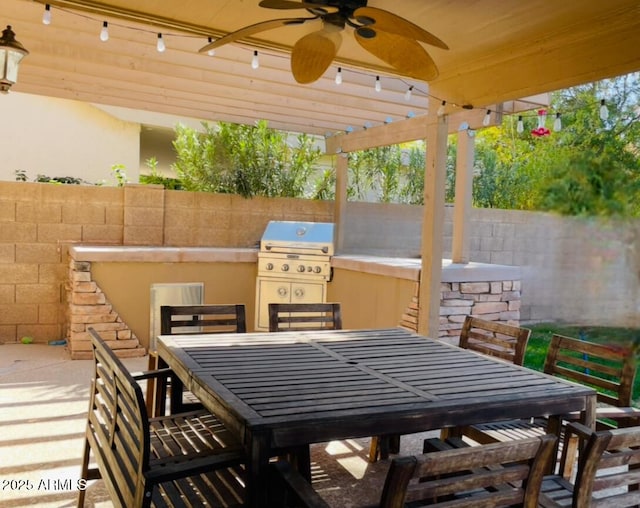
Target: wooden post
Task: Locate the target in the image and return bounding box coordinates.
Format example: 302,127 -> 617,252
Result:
418,114 -> 449,337
451,125 -> 475,264
334,153 -> 348,253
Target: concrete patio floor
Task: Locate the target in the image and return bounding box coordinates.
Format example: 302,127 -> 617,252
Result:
0,343 -> 435,508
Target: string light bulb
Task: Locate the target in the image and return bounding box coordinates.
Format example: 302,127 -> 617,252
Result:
516,115 -> 524,134
553,112 -> 562,132
42,4 -> 52,25
335,67 -> 342,85
404,85 -> 413,101
206,37 -> 215,56
599,99 -> 609,121
375,75 -> 381,92
482,109 -> 491,127
251,50 -> 259,69
99,21 -> 109,42
156,33 -> 165,52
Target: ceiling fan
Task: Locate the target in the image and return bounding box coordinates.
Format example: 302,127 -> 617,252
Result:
199,0 -> 448,84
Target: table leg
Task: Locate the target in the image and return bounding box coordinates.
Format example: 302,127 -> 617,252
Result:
247,432 -> 272,508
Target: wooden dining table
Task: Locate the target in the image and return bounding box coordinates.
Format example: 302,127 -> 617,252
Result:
157,327 -> 596,508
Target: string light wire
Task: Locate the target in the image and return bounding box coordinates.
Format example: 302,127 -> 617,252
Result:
39,2 -> 616,136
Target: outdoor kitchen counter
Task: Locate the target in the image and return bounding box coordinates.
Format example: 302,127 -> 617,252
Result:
68,247 -> 521,283
68,245 -> 258,263
331,254 -> 522,282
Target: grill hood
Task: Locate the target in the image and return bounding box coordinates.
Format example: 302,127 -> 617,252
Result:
260,221 -> 335,256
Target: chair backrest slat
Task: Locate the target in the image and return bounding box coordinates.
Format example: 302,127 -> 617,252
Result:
160,304 -> 246,335
380,434 -> 557,508
268,302 -> 342,332
459,315 -> 531,365
544,334 -> 637,408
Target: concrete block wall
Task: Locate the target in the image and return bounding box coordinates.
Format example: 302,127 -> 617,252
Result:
0,181 -> 333,344
343,202 -> 640,328
0,182 -> 124,343
1,179 -> 638,344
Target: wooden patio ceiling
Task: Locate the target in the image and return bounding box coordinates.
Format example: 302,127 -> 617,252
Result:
2,0 -> 639,136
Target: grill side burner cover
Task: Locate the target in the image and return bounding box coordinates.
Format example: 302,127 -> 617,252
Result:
260,221 -> 335,255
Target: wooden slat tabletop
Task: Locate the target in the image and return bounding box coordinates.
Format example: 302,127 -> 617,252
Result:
157,327 -> 596,508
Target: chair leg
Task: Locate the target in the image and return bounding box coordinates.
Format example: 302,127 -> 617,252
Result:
146,352 -> 159,417
369,437 -> 379,463
146,352 -> 169,417
77,436 -> 101,507
77,437 -> 90,508
369,435 -> 392,462
389,434 -> 400,454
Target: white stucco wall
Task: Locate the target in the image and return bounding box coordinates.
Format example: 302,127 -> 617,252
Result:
0,92 -> 140,185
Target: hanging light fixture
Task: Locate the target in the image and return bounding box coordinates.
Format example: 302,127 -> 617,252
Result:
156,33 -> 166,52
206,37 -> 215,57
99,21 -> 109,42
42,4 -> 52,25
599,99 -> 609,121
404,85 -> 413,101
0,25 -> 29,94
482,109 -> 491,126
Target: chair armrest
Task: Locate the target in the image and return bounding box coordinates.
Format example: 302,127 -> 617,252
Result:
564,421 -> 593,440
131,367 -> 173,381
146,450 -> 245,484
268,460 -> 330,508
559,405 -> 640,423
594,406 -> 640,419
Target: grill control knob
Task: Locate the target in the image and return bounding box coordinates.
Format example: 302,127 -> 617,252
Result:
281,264 -> 289,272
266,263 -> 274,271
297,265 -> 305,272
307,266 -> 313,272
313,266 -> 322,273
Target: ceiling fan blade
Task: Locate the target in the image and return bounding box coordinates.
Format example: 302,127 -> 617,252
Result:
199,17 -> 312,53
355,28 -> 439,81
259,0 -> 338,12
354,6 -> 449,50
291,28 -> 341,84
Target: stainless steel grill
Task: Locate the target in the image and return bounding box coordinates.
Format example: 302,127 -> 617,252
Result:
255,221 -> 335,330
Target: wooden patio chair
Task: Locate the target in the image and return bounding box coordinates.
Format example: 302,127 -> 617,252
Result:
271,434 -> 557,508
370,316 -> 531,462
458,315 -> 531,366
450,333 -> 639,476
148,304 -> 247,417
79,327 -> 247,508
539,421 -> 640,507
267,302 -> 342,479
268,302 -> 342,332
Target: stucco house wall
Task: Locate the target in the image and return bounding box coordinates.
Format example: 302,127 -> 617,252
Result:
0,92 -> 140,184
